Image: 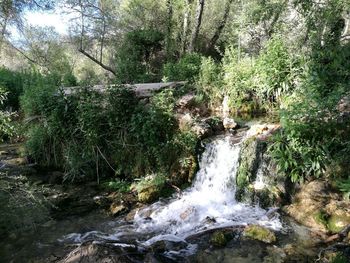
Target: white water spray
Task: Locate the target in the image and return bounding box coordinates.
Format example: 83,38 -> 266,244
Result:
133,135 -> 281,243
60,131 -> 282,248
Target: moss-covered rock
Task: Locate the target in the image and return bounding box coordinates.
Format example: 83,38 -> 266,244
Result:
236,137 -> 266,201
327,213 -> 350,233
133,174 -> 170,203
170,155 -> 198,186
285,180 -> 350,234
243,225 -> 276,244
210,231 -> 228,247
138,185 -> 161,203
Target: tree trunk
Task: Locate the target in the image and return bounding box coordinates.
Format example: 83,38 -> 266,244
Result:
181,0 -> 192,56
166,0 -> 173,57
207,0 -> 233,51
0,15 -> 8,54
188,0 -> 205,52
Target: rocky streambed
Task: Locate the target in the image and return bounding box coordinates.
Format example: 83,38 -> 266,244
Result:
0,124 -> 350,263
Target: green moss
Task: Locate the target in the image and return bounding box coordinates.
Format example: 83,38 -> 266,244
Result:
133,174 -> 169,203
210,231 -> 228,247
327,214 -> 350,233
313,210 -> 329,227
236,137 -> 266,200
243,225 -> 276,244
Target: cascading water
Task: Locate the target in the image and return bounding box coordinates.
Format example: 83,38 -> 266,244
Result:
60,132 -> 282,256
134,135 -> 281,240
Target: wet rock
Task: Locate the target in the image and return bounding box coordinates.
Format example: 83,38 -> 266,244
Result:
177,94 -> 196,109
58,243 -> 140,263
223,117 -> 238,130
93,195 -> 110,208
243,225 -> 276,244
110,203 -> 127,216
203,117 -> 224,133
235,137 -> 265,201
210,231 -> 228,247
149,240 -> 188,253
246,124 -> 281,141
285,180 -> 350,233
170,155 -> 197,186
2,157 -> 28,166
138,185 -> 161,203
177,113 -> 194,131
191,121 -> 212,139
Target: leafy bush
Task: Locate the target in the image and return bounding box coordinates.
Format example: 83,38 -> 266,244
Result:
254,36 -> 298,105
163,53 -> 202,82
269,129 -> 328,183
222,47 -> 258,109
0,67 -> 24,110
101,179 -> 130,193
336,178 -> 350,200
196,56 -> 223,107
269,42 -> 350,183
115,29 -> 164,83
22,78 -> 199,183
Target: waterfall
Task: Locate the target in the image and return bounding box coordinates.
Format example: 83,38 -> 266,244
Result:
132,135 -> 281,243
60,133 -> 282,251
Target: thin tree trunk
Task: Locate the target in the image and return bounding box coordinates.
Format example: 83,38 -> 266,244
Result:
181,0 -> 192,56
188,0 -> 205,52
78,0 -> 116,76
208,0 -> 233,51
0,16 -> 8,54
166,0 -> 173,57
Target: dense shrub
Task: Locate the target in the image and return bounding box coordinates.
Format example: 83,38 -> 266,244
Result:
269,42 -> 350,183
22,78 -> 199,183
115,29 -> 164,83
163,53 -> 202,82
196,57 -> 223,107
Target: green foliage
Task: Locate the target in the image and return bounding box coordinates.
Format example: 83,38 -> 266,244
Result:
196,56 -> 223,107
22,78 -> 198,183
330,253 -> 348,263
101,179 -> 130,193
221,37 -> 297,111
0,67 -> 27,110
336,178 -> 350,200
115,29 -> 164,83
133,173 -> 167,194
163,53 -> 202,82
254,36 -> 297,104
222,47 -> 257,109
269,129 -> 328,183
0,86 -> 17,142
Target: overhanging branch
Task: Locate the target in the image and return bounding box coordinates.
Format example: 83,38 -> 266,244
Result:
78,48 -> 116,76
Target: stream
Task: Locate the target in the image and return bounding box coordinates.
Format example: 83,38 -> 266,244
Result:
1,130 -> 322,262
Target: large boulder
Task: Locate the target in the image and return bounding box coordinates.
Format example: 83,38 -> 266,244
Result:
223,117 -> 238,130
210,231 -> 228,247
243,225 -> 276,244
169,155 -> 198,186
235,137 -> 265,201
285,180 -> 350,233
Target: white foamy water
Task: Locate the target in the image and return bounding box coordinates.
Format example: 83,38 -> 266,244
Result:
60,132 -> 282,248
133,135 -> 281,242
253,163 -> 267,191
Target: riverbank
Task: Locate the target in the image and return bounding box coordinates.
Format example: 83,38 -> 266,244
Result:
1,126 -> 349,263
